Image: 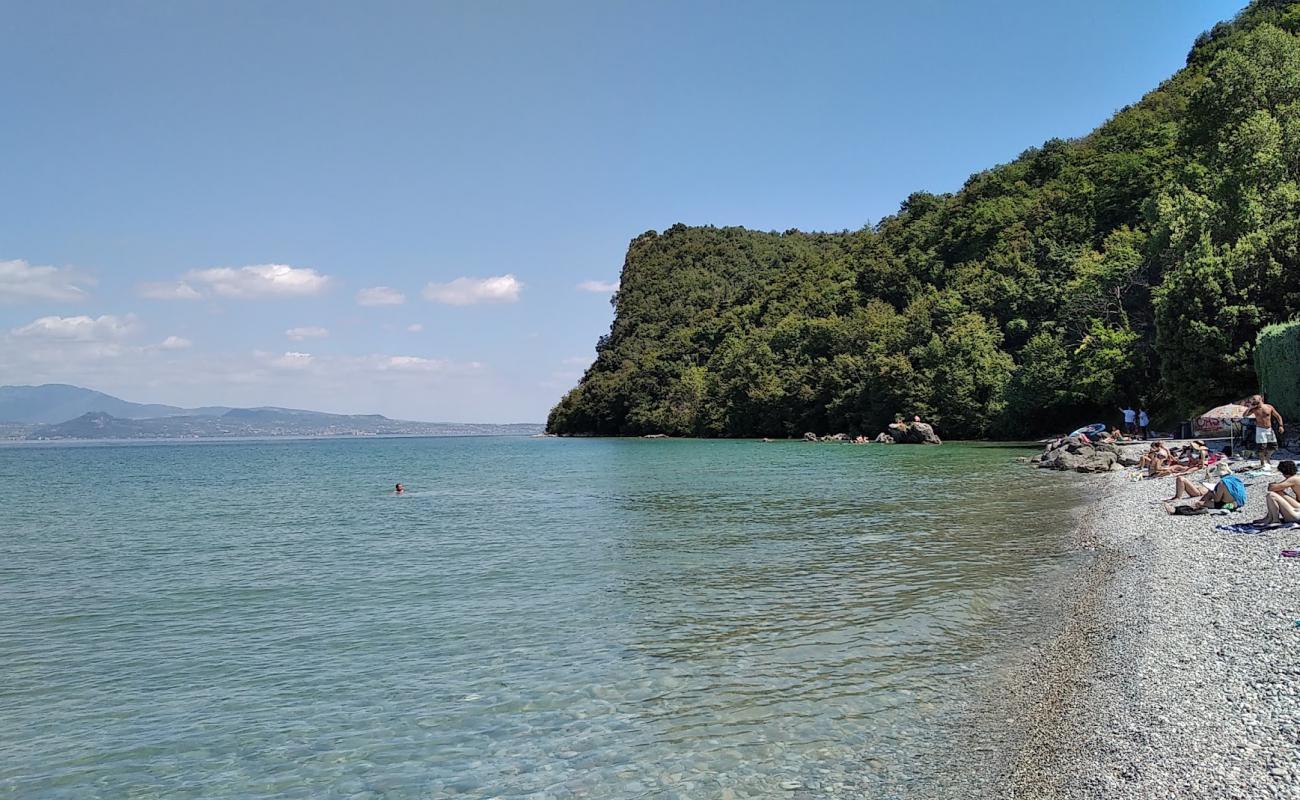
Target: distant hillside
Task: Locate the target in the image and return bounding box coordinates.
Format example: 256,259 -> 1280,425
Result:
26,411 -> 543,441
549,1 -> 1300,439
0,384 -> 542,441
0,384 -> 229,424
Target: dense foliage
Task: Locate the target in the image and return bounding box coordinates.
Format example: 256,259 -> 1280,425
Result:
550,1 -> 1300,439
1256,321 -> 1300,421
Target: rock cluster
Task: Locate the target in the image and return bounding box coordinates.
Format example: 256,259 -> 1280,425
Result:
886,421 -> 942,445
1033,437 -> 1145,473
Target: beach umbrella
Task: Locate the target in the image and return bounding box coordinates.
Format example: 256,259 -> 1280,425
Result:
1195,402 -> 1248,433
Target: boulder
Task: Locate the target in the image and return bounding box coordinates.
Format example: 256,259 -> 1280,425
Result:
803,432 -> 819,442
1115,444 -> 1147,467
887,421 -> 942,445
821,433 -> 849,442
874,433 -> 895,444
1035,441 -> 1117,473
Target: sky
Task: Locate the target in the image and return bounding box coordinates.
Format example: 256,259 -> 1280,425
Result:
0,0 -> 1247,422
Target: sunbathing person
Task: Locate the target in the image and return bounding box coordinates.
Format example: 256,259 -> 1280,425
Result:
1163,462 -> 1247,514
1251,460 -> 1300,525
1164,472 -> 1214,503
1175,441 -> 1209,469
1138,441 -> 1179,476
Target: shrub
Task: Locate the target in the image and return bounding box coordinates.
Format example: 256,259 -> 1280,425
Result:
1256,321 -> 1300,421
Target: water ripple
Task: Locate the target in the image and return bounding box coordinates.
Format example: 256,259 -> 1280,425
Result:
0,438 -> 1084,799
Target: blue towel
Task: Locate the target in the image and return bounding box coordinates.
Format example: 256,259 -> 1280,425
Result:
1220,474 -> 1247,507
1217,523 -> 1268,534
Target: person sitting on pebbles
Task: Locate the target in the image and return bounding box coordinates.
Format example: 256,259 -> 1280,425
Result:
1138,441 -> 1175,476
1175,440 -> 1209,469
1250,460 -> 1300,526
1163,461 -> 1247,515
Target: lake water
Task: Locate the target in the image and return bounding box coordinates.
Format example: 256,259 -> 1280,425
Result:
0,437 -> 1085,799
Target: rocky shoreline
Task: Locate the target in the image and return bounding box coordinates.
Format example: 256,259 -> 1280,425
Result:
948,461 -> 1300,798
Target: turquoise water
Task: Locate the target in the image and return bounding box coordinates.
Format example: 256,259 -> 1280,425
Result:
0,437 -> 1083,799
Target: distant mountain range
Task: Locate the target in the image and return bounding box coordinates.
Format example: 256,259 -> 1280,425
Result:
0,384 -> 231,424
0,385 -> 543,441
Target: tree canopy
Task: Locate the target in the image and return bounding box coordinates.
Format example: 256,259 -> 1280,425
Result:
550,2 -> 1300,439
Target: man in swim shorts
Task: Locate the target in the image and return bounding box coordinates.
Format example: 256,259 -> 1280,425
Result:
1247,394 -> 1285,470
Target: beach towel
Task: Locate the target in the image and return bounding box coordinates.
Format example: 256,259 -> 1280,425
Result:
1220,474 -> 1247,507
1217,521 -> 1300,534
1216,523 -> 1270,534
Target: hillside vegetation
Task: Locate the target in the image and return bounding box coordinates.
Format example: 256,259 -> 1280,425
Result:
549,1 -> 1300,439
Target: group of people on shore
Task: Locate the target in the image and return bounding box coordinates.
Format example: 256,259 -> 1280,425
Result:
1139,439 -> 1215,477
1155,394 -> 1294,525
1120,405 -> 1151,439
1161,459 -> 1300,525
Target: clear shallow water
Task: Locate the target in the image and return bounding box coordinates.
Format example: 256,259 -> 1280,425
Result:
0,437 -> 1083,799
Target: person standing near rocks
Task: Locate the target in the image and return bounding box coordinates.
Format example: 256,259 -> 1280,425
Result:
1120,405 -> 1137,436
1138,407 -> 1150,439
1247,394 -> 1285,471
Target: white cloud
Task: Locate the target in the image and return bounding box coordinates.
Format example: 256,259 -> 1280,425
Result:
0,259 -> 93,303
182,265 -> 331,299
576,279 -> 619,293
423,274 -> 521,306
379,355 -> 447,372
12,314 -> 137,342
356,286 -> 406,306
138,281 -> 202,300
160,335 -> 192,350
286,326 -> 329,341
270,351 -> 315,369
407,323 -> 424,333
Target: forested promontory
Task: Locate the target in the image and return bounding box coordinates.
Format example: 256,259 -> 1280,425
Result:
550,1 -> 1300,439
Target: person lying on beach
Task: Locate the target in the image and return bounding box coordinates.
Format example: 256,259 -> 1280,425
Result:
1251,460 -> 1300,525
1163,462 -> 1247,514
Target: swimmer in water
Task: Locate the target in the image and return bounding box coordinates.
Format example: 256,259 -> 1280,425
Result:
395,483 -> 405,495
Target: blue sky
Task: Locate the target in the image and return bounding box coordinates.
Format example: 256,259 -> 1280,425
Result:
0,0 -> 1246,422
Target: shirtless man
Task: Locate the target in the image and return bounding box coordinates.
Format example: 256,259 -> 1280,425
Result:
1253,460 -> 1300,525
1247,394 -> 1285,470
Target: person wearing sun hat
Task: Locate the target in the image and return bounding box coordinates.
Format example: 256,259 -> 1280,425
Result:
1163,461 -> 1247,515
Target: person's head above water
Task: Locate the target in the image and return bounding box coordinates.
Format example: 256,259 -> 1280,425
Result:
395,483 -> 405,493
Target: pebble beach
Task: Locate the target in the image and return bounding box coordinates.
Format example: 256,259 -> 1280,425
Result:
962,450 -> 1300,799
